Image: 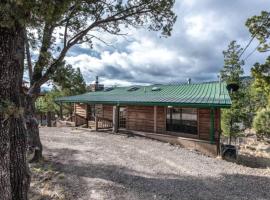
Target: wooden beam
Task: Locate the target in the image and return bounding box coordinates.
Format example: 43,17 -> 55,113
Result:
113,105 -> 119,133
74,103 -> 77,127
95,116 -> 98,131
154,106 -> 157,133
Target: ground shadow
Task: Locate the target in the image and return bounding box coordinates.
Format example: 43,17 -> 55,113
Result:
40,146 -> 270,200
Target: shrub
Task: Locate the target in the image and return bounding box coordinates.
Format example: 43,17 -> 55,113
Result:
253,108 -> 270,139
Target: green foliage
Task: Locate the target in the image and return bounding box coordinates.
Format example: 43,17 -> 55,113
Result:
35,89 -> 66,114
51,64 -> 87,95
220,41 -> 245,137
36,64 -> 86,114
246,11 -> 270,52
253,108 -> 270,138
246,11 -> 270,138
251,56 -> 270,96
220,41 -> 244,84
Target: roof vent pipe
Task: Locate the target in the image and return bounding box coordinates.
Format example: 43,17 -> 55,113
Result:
187,78 -> 191,84
95,76 -> 99,90
218,74 -> 221,95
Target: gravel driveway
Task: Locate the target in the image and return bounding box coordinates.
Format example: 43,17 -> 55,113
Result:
39,127 -> 270,200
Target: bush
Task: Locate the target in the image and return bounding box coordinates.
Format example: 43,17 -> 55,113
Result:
253,109 -> 270,139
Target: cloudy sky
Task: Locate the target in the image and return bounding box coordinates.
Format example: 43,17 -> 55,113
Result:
65,0 -> 270,87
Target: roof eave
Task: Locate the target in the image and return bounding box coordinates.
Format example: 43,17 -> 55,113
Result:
55,99 -> 231,108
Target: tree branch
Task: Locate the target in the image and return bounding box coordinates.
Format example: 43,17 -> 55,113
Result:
25,31 -> 33,83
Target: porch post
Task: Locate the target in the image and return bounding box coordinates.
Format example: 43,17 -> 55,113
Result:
210,107 -> 215,144
95,115 -> 98,131
86,104 -> 89,128
113,105 -> 119,133
74,103 -> 77,127
154,106 -> 157,133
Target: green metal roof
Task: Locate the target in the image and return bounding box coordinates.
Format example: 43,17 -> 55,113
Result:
55,82 -> 231,108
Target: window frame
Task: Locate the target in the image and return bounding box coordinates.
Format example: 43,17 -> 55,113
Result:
166,107 -> 198,136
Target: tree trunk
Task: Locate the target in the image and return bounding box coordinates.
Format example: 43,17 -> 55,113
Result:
0,25 -> 30,199
24,95 -> 43,163
47,111 -> 52,127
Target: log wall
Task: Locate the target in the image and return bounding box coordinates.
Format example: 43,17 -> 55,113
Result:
198,108 -> 220,141
74,103 -> 113,120
75,104 -> 87,118
126,106 -> 154,132
74,103 -> 221,143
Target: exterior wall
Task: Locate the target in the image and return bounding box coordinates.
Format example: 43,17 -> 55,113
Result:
125,105 -> 220,142
103,105 -> 113,120
75,104 -> 87,118
198,108 -> 220,141
126,106 -> 154,132
74,104 -> 221,143
74,103 -> 113,120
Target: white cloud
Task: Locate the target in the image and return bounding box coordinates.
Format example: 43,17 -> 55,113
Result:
65,0 -> 270,86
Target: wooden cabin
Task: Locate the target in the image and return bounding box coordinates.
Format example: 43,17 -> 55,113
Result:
56,82 -> 231,157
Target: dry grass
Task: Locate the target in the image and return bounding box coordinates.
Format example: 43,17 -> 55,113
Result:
29,159 -> 70,200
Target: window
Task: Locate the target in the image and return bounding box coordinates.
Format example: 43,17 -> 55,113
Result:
127,86 -> 139,91
166,107 -> 197,135
119,107 -> 127,128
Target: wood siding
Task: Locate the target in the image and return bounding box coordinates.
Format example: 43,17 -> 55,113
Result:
198,108 -> 220,141
74,104 -> 220,143
75,104 -> 87,118
103,105 -> 113,120
74,104 -> 113,120
126,106 -> 154,132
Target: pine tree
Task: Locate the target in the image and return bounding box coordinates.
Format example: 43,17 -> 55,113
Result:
220,41 -> 244,143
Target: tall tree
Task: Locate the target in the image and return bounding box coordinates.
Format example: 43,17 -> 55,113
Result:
24,0 -> 177,161
0,1 -> 32,199
246,10 -> 270,102
220,41 -> 244,143
246,11 -> 270,138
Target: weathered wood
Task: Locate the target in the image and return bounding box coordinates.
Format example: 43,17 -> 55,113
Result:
86,104 -> 89,128
95,116 -> 98,131
74,103 -> 77,127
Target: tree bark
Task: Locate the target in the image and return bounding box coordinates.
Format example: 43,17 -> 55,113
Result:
47,111 -> 52,127
0,25 -> 30,199
24,95 -> 43,163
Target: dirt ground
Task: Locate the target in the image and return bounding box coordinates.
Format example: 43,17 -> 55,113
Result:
29,127 -> 270,200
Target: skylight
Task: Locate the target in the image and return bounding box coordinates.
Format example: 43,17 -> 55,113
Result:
151,87 -> 161,91
127,86 -> 139,91
104,87 -> 114,92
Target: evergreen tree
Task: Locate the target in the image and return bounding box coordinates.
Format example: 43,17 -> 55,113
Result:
246,11 -> 270,138
220,41 -> 244,143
